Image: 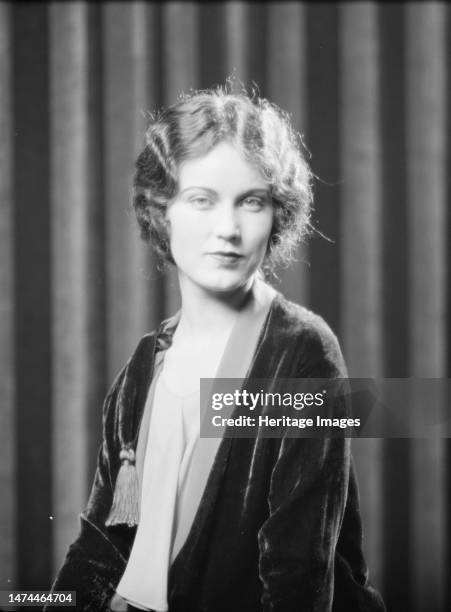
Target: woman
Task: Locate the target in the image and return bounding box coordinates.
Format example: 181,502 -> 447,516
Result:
48,87 -> 385,612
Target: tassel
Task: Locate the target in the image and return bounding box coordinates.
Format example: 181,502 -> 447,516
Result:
106,448 -> 140,527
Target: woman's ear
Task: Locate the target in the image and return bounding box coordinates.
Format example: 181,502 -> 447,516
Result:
163,214 -> 171,239
265,231 -> 278,256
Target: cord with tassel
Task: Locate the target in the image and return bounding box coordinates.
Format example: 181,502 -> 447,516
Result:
106,448 -> 140,527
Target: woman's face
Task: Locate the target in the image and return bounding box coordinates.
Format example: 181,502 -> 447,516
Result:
166,141 -> 273,296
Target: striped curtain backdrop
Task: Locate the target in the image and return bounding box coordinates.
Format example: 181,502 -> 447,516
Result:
0,3 -> 449,611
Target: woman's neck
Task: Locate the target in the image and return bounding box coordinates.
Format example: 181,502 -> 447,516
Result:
175,277 -> 255,338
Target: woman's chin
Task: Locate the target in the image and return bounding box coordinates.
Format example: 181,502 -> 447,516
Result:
195,274 -> 256,296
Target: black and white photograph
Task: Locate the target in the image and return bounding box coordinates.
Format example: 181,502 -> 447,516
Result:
0,2 -> 449,612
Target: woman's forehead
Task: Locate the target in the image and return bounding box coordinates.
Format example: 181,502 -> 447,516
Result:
177,141 -> 268,192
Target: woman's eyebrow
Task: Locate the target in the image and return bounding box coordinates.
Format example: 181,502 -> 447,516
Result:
179,186 -> 217,196
179,186 -> 270,199
237,188 -> 271,200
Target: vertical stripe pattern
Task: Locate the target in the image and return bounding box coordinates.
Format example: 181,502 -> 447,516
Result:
0,2 -> 16,590
340,3 -> 384,592
1,3 -> 449,610
406,5 -> 447,612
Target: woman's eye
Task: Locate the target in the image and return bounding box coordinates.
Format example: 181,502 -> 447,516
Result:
189,196 -> 212,209
241,197 -> 265,211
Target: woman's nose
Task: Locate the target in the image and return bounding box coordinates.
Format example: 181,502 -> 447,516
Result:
213,203 -> 240,240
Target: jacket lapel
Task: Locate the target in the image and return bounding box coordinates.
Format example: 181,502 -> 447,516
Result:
167,292 -> 278,596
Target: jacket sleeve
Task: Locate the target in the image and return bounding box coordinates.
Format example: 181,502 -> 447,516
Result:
257,320 -> 351,612
45,370 -> 131,612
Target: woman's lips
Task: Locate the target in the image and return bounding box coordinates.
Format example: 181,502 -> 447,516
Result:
208,252 -> 244,265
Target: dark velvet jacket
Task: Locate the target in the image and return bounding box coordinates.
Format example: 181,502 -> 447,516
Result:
48,293 -> 385,612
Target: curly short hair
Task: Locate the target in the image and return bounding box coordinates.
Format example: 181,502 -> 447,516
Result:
133,84 -> 313,274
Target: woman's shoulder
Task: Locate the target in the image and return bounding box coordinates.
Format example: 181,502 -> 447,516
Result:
271,291 -> 338,344
122,310 -> 181,371
101,330 -> 158,410
270,291 -> 347,377
107,310 -> 179,392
